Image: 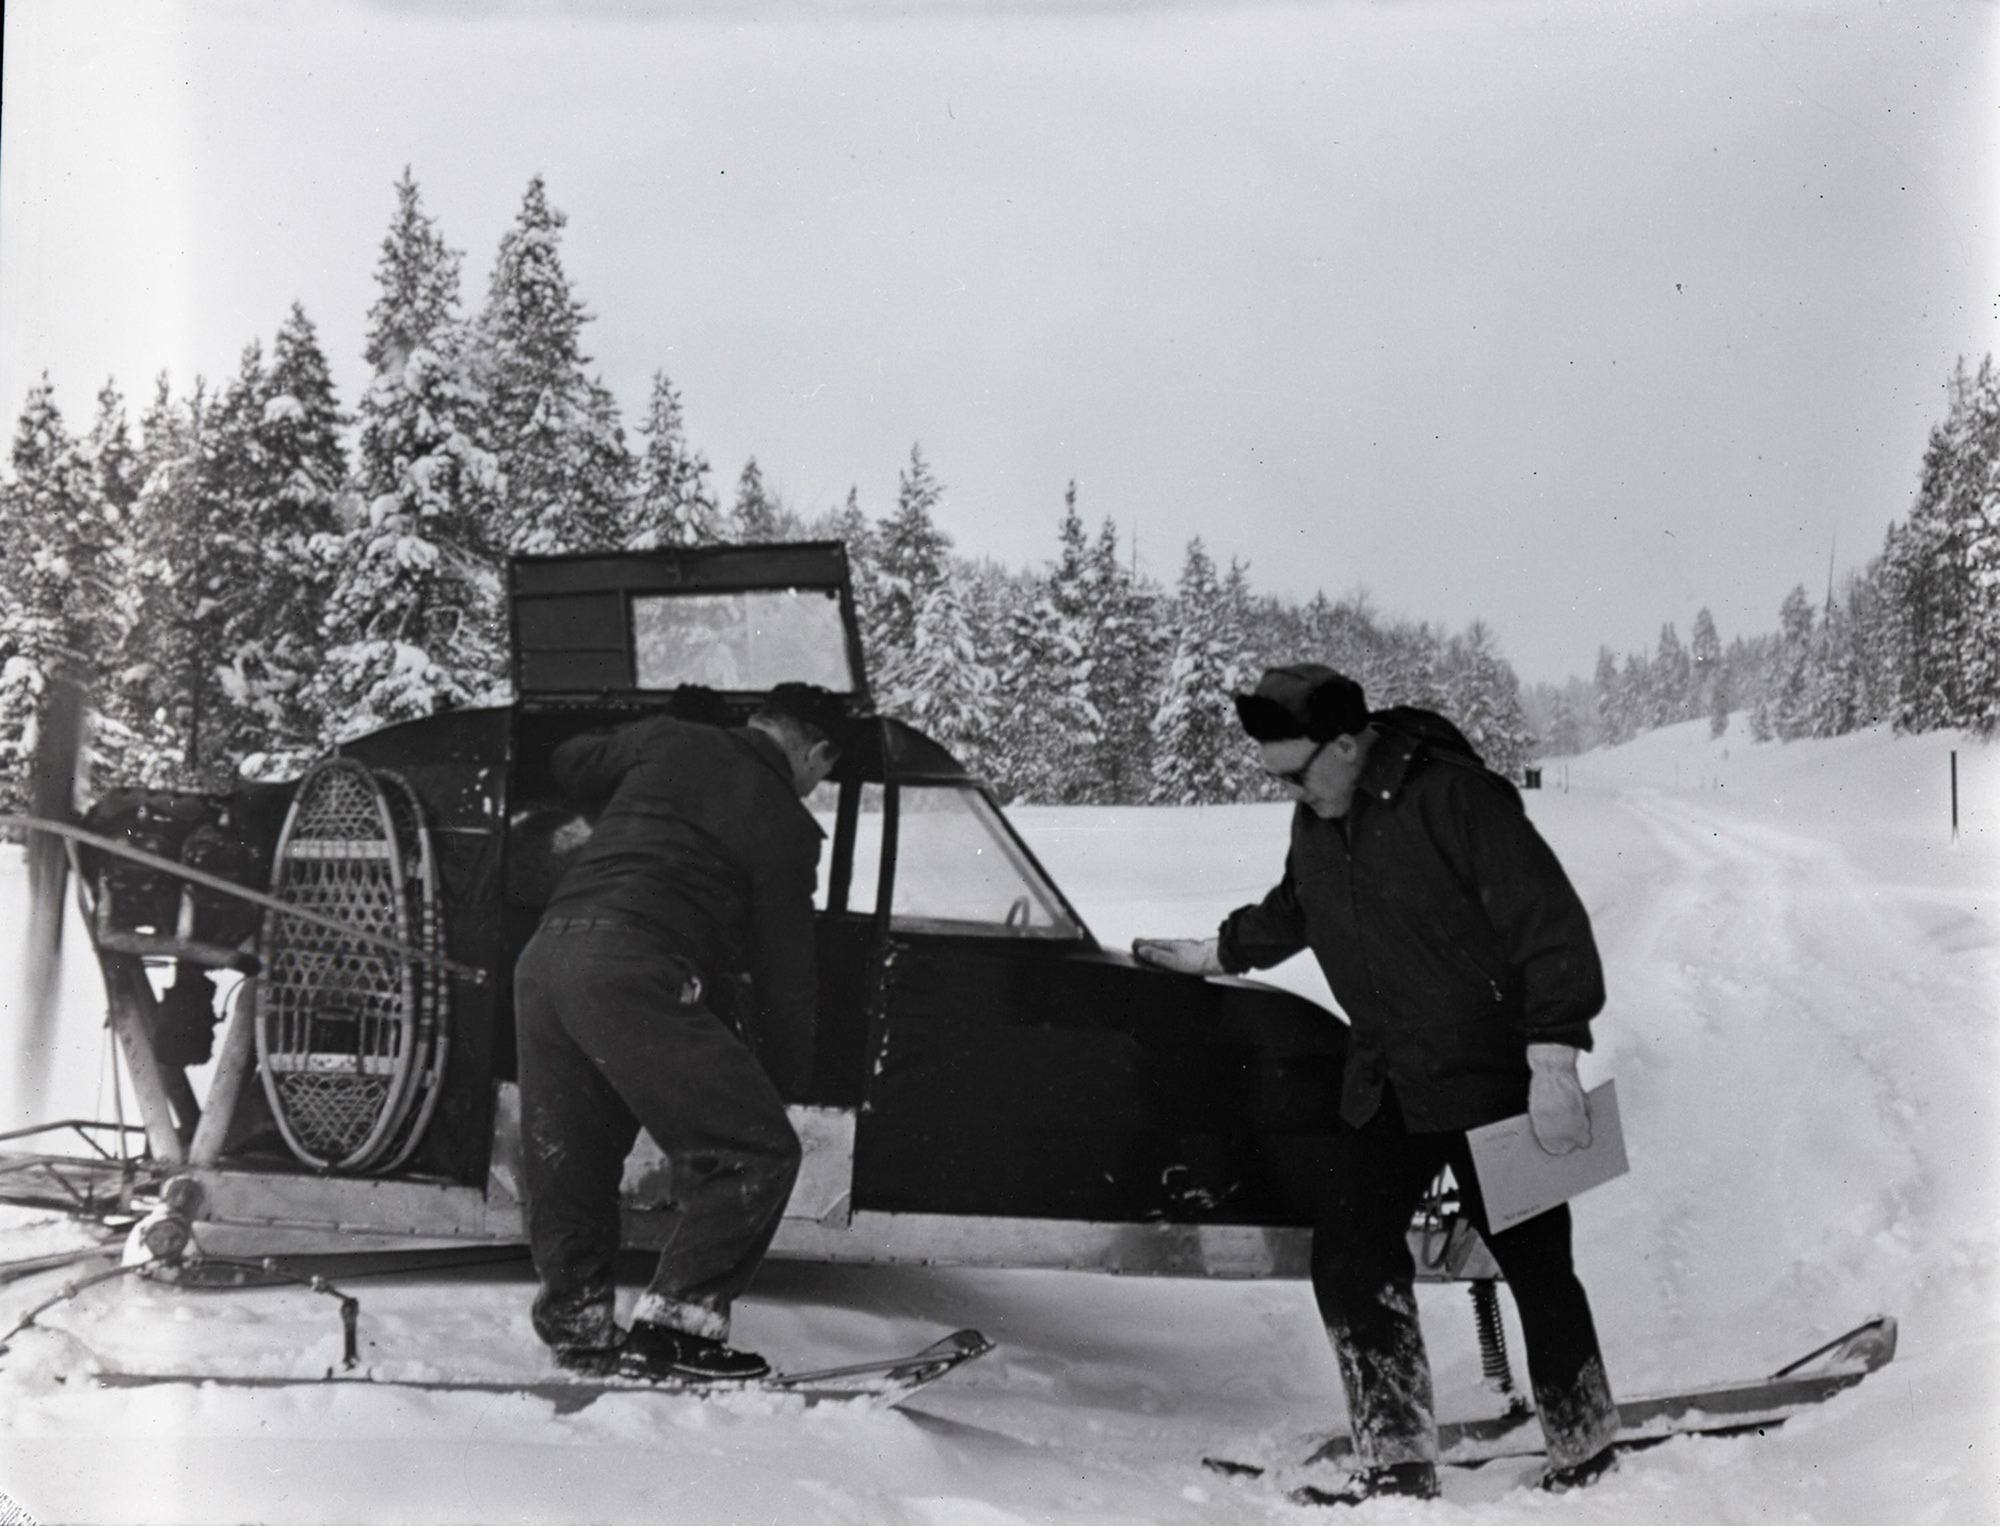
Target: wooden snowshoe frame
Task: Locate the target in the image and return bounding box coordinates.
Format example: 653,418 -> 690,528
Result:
255,759 -> 448,1173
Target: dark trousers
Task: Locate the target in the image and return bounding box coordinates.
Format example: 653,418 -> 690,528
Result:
1311,1090 -> 1618,1470
515,918 -> 802,1353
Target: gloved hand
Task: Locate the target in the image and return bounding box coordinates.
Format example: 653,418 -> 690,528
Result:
1527,1043 -> 1591,1155
1130,936 -> 1223,976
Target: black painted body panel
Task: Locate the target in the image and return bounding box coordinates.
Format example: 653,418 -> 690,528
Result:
855,941 -> 1347,1224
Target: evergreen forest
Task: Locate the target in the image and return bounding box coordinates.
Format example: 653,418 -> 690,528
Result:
2,173 -> 1993,812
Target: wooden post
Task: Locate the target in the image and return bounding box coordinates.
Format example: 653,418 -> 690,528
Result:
190,977 -> 257,1166
1951,750 -> 1959,842
99,955 -> 189,1167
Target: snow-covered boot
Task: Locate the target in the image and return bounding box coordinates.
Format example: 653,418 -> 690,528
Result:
1288,1462 -> 1440,1507
617,1320 -> 771,1381
1540,1446 -> 1619,1493
552,1342 -> 622,1377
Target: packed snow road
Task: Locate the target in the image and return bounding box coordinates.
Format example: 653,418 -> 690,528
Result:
1587,781 -> 1951,1385
0,720 -> 1993,1523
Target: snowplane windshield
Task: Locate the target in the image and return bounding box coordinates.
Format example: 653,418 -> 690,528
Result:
631,587 -> 856,693
823,784 -> 1084,939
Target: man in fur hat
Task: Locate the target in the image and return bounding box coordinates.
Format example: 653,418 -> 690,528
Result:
1136,665 -> 1619,1503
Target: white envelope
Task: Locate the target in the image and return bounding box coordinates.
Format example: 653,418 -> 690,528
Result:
1465,1078 -> 1630,1232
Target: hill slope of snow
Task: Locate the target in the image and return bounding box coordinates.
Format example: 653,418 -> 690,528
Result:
0,720 -> 1993,1523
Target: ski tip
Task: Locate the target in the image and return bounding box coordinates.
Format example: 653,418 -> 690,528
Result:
1769,1315 -> 1899,1380
934,1329 -> 996,1359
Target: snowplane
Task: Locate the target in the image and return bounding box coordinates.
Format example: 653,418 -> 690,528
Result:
0,541 -> 1895,1450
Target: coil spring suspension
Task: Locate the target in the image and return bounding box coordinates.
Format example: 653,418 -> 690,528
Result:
1469,1279 -> 1528,1413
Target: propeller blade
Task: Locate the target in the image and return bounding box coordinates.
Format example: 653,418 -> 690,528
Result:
19,671 -> 87,1109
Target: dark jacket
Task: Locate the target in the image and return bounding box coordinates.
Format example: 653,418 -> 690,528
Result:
544,717 -> 823,1096
1217,713 -> 1604,1133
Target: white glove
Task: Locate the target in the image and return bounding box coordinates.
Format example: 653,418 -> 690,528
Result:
1527,1043 -> 1591,1156
1131,936 -> 1223,976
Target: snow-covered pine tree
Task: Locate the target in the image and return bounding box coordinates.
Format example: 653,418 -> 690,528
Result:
1951,357 -> 2000,733
1843,555 -> 1902,731
1544,691 -> 1584,755
1081,517 -> 1163,804
729,458 -> 798,544
0,379 -> 121,806
1619,651 -> 1650,738
1149,538 -> 1256,805
869,447 -> 996,768
1749,693 -> 1774,742
1372,618 -> 1446,714
1690,608 -> 1722,726
828,484 -> 878,663
627,371 -> 721,548
1652,623 -> 1692,728
1300,589 -> 1385,696
79,382 -> 148,784
1592,647 -> 1627,746
992,485 -> 1101,802
876,561 -> 997,772
476,175 -> 631,555
1771,584 -> 1816,741
120,374 -> 231,786
1708,662 -> 1734,740
1220,557 -> 1292,800
211,304 -> 349,773
84,382 -> 141,526
1805,582 -> 1862,739
310,170 -> 506,743
189,347 -> 278,771
1886,358 -> 1998,733
1439,619 -> 1532,779
871,445 -> 952,660
102,379 -> 181,783
1724,632 -> 1773,730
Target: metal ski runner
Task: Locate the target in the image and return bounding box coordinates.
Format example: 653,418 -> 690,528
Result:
1202,1315 -> 1896,1484
97,1327 -> 995,1415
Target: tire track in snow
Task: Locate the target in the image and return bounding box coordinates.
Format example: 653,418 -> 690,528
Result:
1586,786 -> 1954,1382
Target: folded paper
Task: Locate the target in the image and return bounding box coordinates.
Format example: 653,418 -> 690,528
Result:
1466,1078 -> 1629,1232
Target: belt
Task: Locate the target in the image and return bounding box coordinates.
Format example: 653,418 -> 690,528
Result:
536,916 -> 705,1005
539,914 -> 646,933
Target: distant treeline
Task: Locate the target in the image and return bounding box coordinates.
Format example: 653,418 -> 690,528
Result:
1522,356 -> 2000,756
0,170 -> 1539,810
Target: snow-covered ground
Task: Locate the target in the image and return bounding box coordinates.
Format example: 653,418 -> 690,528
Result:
0,718 -> 1994,1524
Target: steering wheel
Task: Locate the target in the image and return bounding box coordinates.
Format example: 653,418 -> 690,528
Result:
1003,894 -> 1032,931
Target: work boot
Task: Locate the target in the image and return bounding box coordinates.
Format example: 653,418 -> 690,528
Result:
1288,1461 -> 1440,1507
617,1319 -> 771,1382
1540,1446 -> 1619,1493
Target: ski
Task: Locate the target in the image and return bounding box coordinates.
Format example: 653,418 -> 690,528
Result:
96,1326 -> 994,1414
1204,1314 -> 1896,1481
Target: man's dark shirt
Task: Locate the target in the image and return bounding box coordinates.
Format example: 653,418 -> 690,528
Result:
1218,722 -> 1605,1132
544,717 -> 823,1095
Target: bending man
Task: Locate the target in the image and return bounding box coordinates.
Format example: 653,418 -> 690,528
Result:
1135,665 -> 1619,1503
516,682 -> 846,1382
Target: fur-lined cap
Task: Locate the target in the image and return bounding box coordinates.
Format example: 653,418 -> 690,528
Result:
1232,664 -> 1369,742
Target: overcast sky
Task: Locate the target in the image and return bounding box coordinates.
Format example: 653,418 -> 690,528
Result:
2,0 -> 1994,683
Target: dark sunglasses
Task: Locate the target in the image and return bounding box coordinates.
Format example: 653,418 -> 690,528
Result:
1265,738 -> 1331,787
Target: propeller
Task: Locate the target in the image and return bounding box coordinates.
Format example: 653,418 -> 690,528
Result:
18,669 -> 87,1112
